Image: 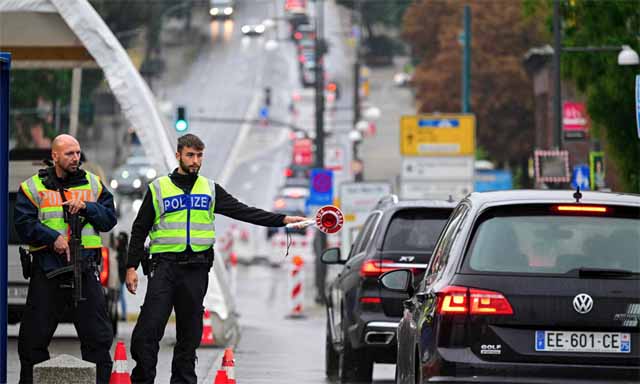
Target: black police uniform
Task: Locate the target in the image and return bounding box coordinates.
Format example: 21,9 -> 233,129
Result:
14,167 -> 117,384
127,170 -> 286,384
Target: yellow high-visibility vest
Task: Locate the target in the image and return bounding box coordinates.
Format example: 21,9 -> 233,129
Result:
20,171 -> 103,251
148,175 -> 216,254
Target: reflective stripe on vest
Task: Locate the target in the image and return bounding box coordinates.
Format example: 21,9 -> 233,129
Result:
148,175 -> 216,254
20,171 -> 103,251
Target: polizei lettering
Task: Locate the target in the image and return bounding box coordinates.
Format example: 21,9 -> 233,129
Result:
163,194 -> 212,213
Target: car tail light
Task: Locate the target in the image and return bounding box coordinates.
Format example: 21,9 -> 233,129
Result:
437,286 -> 514,315
469,288 -> 513,315
555,205 -> 607,213
284,168 -> 294,177
294,32 -> 302,40
360,259 -> 397,277
360,297 -> 382,304
100,247 -> 109,286
437,286 -> 468,314
298,54 -> 305,63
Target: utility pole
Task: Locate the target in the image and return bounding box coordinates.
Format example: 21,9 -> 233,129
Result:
552,0 -> 563,149
352,0 -> 363,181
314,0 -> 325,169
462,5 -> 471,113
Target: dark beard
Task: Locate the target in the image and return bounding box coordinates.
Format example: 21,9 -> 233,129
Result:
179,159 -> 199,175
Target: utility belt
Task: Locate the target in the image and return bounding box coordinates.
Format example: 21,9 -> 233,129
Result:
141,248 -> 213,276
19,247 -> 101,280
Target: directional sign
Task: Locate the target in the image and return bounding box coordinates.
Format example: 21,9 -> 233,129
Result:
400,114 -> 475,156
571,164 -> 590,191
307,169 -> 333,206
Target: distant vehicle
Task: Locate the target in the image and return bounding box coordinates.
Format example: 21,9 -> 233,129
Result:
109,153 -> 157,198
288,12 -> 309,39
241,20 -> 265,36
384,190 -> 640,384
292,138 -> 313,166
322,197 -> 456,382
284,164 -> 311,179
294,23 -> 315,44
300,61 -> 316,88
8,149 -> 120,335
209,0 -> 234,19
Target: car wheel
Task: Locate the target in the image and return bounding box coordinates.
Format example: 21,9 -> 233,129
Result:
325,317 -> 339,380
338,312 -> 373,382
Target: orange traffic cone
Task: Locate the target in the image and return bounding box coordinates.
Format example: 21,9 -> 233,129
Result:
109,341 -> 131,384
222,348 -> 235,384
213,369 -> 228,384
201,309 -> 216,347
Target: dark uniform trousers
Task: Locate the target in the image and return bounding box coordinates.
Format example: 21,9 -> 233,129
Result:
130,258 -> 210,384
18,266 -> 114,384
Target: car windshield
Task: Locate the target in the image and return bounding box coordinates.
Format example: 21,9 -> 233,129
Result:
466,212 -> 640,274
382,209 -> 450,252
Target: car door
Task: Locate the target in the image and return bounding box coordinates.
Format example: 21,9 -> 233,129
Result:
331,212 -> 381,344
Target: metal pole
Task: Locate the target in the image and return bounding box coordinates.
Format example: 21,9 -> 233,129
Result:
0,51 -> 12,384
314,0 -> 325,169
462,5 -> 471,113
69,67 -> 82,137
552,0 -> 563,149
352,0 -> 363,181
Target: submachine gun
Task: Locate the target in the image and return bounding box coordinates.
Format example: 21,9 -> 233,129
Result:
45,192 -> 87,308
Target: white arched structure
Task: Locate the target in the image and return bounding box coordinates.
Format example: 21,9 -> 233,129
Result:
0,0 -> 176,172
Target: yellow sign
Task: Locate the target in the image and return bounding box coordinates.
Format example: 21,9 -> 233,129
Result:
400,114 -> 475,156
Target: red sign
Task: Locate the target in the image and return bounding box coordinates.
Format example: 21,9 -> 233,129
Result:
293,138 -> 313,166
563,102 -> 589,139
315,205 -> 344,234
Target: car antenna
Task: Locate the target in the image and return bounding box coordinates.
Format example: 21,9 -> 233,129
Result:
447,194 -> 454,203
573,186 -> 582,203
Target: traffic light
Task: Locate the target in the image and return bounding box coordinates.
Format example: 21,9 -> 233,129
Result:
175,106 -> 188,132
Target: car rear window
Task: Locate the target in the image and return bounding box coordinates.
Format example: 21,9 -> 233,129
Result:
464,204 -> 640,274
382,209 -> 451,252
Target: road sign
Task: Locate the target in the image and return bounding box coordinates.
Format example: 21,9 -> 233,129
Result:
307,169 -> 333,206
534,149 -> 570,183
400,114 -> 475,156
571,164 -> 590,190
315,205 -> 344,234
400,180 -> 472,201
563,102 -> 589,140
636,75 -> 640,139
589,151 -> 606,190
402,156 -> 474,180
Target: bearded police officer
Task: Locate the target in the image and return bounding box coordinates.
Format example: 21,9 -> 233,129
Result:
14,134 -> 117,384
125,134 -> 306,383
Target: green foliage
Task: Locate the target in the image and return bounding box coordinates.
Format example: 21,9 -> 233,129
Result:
559,0 -> 640,193
336,0 -> 412,33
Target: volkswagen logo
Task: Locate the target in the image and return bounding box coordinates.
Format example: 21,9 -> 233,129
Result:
573,293 -> 593,314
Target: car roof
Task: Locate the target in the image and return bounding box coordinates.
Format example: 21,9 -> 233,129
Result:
465,189 -> 640,208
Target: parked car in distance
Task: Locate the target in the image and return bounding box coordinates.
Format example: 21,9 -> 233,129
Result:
322,196 -> 456,382
110,153 -> 157,198
382,190 -> 640,384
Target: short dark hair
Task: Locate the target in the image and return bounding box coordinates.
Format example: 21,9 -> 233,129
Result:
177,134 -> 205,152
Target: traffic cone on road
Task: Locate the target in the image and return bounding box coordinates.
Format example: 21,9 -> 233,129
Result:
201,309 -> 216,347
109,341 -> 131,384
222,348 -> 235,384
213,369 -> 228,384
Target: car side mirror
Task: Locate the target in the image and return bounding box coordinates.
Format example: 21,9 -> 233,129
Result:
321,247 -> 343,264
379,269 -> 414,295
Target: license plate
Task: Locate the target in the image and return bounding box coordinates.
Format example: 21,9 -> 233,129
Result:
535,331 -> 631,353
8,285 -> 28,299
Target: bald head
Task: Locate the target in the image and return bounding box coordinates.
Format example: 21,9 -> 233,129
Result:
51,134 -> 81,177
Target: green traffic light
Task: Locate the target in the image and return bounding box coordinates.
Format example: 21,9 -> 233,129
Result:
175,119 -> 188,132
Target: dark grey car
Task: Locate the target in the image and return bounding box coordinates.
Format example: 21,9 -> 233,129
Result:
382,190 -> 640,384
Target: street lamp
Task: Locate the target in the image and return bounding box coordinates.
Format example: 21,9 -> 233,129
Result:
617,45 -> 640,66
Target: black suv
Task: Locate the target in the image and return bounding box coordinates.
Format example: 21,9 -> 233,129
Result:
322,196 -> 456,382
382,190 -> 640,384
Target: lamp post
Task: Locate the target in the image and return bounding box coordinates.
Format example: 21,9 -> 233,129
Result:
552,0 -> 639,149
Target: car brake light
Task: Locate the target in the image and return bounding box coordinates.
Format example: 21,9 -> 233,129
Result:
555,205 -> 607,213
437,286 -> 468,314
360,297 -> 381,304
100,247 -> 109,286
294,32 -> 302,40
469,288 -> 513,315
360,259 -> 397,277
298,55 -> 305,62
437,286 -> 514,315
284,168 -> 293,177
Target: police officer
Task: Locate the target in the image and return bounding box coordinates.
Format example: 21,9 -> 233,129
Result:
125,134 -> 306,383
15,134 -> 117,384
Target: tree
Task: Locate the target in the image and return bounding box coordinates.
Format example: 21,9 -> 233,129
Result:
558,1 -> 640,193
337,0 -> 412,38
402,0 -> 542,174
